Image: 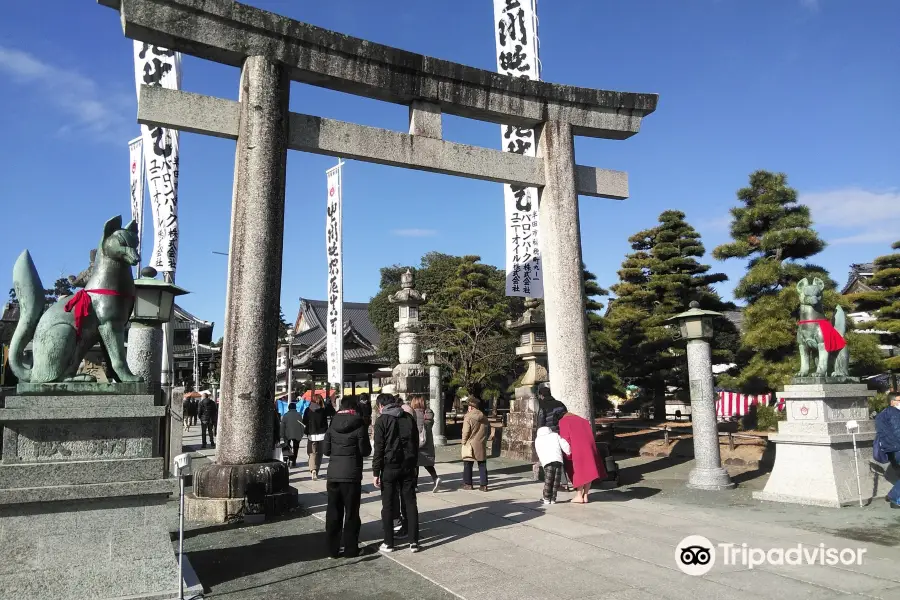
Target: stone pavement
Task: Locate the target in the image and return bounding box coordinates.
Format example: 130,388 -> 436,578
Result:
182,430 -> 900,599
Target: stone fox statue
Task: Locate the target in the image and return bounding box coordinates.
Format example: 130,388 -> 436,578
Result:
8,216 -> 144,383
796,277 -> 850,378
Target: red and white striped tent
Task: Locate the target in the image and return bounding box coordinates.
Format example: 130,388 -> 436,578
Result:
716,391 -> 779,419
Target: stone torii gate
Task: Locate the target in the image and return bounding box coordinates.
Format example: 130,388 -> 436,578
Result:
99,0 -> 657,516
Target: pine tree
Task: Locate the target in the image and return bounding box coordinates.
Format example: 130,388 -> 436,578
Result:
583,266 -> 622,408
850,240 -> 900,378
712,170 -> 831,392
607,210 -> 734,414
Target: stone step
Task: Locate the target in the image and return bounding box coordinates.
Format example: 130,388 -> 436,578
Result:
0,458 -> 165,489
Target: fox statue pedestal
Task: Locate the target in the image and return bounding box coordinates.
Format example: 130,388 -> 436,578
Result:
0,383 -> 202,600
753,382 -> 881,508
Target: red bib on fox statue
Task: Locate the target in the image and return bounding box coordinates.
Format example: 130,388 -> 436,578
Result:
797,319 -> 846,353
64,289 -> 130,340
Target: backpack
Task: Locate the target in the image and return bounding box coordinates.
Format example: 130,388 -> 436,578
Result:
383,412 -> 418,470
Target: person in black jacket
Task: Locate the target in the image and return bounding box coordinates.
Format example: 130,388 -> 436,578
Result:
535,386 -> 568,487
356,393 -> 373,429
302,394 -> 336,480
322,396 -> 372,558
197,394 -> 218,449
373,393 -> 420,553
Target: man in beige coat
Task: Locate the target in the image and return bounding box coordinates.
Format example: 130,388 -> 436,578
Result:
460,397 -> 490,491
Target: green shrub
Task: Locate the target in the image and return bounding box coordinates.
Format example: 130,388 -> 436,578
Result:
869,393 -> 889,416
755,404 -> 785,432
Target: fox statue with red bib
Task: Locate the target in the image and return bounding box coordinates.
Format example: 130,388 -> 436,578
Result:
8,216 -> 143,383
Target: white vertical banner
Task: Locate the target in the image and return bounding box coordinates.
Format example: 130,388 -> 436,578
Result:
128,136 -> 145,261
133,42 -> 182,274
190,324 -> 200,389
325,162 -> 344,387
494,0 -> 543,298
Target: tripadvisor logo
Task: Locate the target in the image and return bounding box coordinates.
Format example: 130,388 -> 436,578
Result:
675,536 -> 867,575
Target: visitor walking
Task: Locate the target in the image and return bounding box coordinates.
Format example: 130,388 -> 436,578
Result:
559,412 -> 606,503
534,426 -> 571,505
356,393 -> 373,430
411,395 -> 441,492
198,392 -> 218,449
460,397 -> 490,491
323,396 -> 372,558
303,394 -> 334,480
280,402 -> 305,468
875,392 -> 900,508
373,393 -> 420,553
182,395 -> 194,432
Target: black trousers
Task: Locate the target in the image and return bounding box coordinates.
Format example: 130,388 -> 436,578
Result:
325,481 -> 362,557
289,439 -> 301,466
200,422 -> 215,446
463,460 -> 488,486
381,470 -> 418,546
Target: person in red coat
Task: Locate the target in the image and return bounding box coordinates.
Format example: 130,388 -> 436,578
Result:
559,412 -> 606,503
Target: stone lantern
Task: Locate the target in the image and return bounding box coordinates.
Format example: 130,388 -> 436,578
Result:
667,301 -> 734,491
388,269 -> 428,400
502,298 -> 548,466
126,266 -> 188,387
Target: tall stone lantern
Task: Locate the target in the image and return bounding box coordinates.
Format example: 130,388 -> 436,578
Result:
389,269 -> 428,400
502,298 -> 548,468
667,301 -> 734,491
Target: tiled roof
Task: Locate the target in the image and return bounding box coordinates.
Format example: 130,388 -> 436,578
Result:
295,299 -> 380,346
173,304 -> 214,331
173,344 -> 220,358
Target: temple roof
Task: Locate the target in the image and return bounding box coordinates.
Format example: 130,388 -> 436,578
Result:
294,299 -> 380,346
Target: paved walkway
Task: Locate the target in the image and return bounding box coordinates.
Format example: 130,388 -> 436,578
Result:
182,429 -> 900,600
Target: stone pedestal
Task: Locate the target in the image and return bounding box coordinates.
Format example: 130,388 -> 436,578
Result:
754,382 -> 880,507
126,321 -> 163,386
501,385 -> 539,466
0,383 -> 201,600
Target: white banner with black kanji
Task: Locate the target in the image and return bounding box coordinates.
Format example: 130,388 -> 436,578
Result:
494,0 -> 543,297
325,163 -> 344,386
128,136 -> 145,259
133,42 -> 182,273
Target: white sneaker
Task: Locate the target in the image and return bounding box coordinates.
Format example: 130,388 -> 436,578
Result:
379,543 -> 394,553
410,543 -> 420,553
432,477 -> 442,493
542,499 -> 551,505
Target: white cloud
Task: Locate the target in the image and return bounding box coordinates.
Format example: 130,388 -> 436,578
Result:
0,46 -> 132,143
799,0 -> 820,11
391,229 -> 438,237
800,188 -> 900,246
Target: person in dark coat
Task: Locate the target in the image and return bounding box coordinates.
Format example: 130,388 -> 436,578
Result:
356,393 -> 373,429
303,394 -> 336,480
535,386 -> 569,488
197,393 -> 218,449
281,402 -> 305,468
875,392 -> 900,508
322,396 -> 372,558
182,396 -> 194,432
373,393 -> 420,553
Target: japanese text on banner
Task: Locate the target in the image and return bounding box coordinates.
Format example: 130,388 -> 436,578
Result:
493,0 -> 542,297
128,136 -> 145,260
325,164 -> 344,387
133,42 -> 181,274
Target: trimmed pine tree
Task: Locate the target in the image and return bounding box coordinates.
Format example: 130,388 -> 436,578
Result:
712,170 -> 832,392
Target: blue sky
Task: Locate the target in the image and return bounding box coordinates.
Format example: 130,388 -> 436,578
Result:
1,0 -> 898,338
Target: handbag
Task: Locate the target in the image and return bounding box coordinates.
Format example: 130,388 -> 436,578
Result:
461,442 -> 475,461
873,436 -> 889,464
